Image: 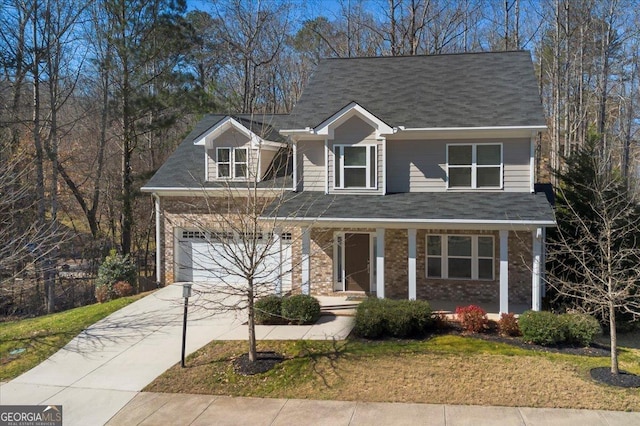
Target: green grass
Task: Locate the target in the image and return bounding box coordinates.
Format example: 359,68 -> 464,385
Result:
0,293 -> 148,381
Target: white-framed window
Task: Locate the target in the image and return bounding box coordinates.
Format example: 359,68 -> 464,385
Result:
426,234 -> 494,280
216,147 -> 248,179
334,144 -> 377,189
447,144 -> 502,189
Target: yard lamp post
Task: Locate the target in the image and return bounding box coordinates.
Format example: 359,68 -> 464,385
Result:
181,283 -> 192,368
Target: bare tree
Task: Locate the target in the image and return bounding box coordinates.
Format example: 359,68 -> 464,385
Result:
547,140 -> 640,374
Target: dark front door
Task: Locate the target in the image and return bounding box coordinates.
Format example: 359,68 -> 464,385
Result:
345,233 -> 370,292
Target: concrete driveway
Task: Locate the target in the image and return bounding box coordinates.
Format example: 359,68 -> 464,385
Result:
0,284 -> 354,426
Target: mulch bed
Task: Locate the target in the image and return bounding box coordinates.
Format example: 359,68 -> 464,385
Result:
233,351 -> 284,376
590,367 -> 640,388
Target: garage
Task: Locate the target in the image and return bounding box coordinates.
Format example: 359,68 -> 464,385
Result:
175,229 -> 292,292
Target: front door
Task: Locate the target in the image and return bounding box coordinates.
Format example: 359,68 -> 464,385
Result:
345,233 -> 370,292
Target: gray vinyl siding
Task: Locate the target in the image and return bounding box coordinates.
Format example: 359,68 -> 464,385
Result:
386,138 -> 532,193
327,116 -> 384,195
205,128 -> 253,181
298,139 -> 325,191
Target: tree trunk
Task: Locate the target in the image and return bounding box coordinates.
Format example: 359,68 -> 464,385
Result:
609,301 -> 619,374
247,280 -> 257,362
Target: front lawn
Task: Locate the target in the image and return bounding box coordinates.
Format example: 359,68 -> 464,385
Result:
0,293 -> 148,381
144,335 -> 640,411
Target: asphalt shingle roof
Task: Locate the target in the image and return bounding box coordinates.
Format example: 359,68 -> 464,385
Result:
284,50 -> 545,129
143,114 -> 291,189
265,192 -> 555,223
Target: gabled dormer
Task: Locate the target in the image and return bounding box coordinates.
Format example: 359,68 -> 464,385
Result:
193,116 -> 287,183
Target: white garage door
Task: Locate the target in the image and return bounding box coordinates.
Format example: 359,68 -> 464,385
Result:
176,229 -> 292,292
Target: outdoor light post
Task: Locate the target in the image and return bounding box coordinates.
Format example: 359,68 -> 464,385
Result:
181,283 -> 192,368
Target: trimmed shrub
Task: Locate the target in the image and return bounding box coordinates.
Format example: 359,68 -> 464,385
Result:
255,295 -> 283,325
113,281 -> 133,298
281,294 -> 321,325
455,305 -> 489,333
353,298 -> 387,338
519,310 -> 566,345
354,298 -> 433,339
562,312 -> 601,346
498,312 -> 520,336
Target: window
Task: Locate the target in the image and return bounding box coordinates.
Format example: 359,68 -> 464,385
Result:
334,145 -> 377,189
216,147 -> 248,179
447,144 -> 502,189
426,234 -> 494,280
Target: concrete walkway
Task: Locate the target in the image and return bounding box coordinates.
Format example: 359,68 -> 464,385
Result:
107,393 -> 640,426
0,284 -> 353,426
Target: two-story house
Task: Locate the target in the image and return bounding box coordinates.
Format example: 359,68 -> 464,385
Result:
142,50 -> 555,314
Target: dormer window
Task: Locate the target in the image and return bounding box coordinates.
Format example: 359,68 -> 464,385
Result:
217,147 -> 248,179
334,144 -> 377,189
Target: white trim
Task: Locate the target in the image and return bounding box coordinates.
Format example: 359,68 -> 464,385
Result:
324,138 -> 329,194
532,228 -> 543,311
193,116 -> 285,148
376,228 -> 385,298
408,228 -> 417,300
333,232 -> 345,291
333,144 -> 378,190
314,102 -> 393,139
529,133 -> 536,193
204,148 -> 209,181
301,228 -> 311,295
268,216 -> 556,227
292,142 -> 298,191
399,125 -> 547,132
381,137 -> 387,195
446,143 -> 503,190
499,230 -> 509,314
216,147 -> 249,180
153,194 -> 162,285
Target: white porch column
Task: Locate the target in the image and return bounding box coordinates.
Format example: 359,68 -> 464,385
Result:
274,228 -> 282,295
301,227 -> 311,295
153,194 -> 162,286
408,228 -> 417,300
499,230 -> 509,314
532,228 -> 543,311
376,228 -> 385,298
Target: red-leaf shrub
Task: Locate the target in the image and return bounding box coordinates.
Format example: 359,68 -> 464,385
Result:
455,305 -> 489,333
114,281 -> 134,298
498,312 -> 520,336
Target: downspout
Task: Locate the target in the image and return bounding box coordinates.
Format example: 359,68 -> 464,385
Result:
153,193 -> 162,287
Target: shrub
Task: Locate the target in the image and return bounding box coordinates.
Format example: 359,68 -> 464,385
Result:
113,281 -> 134,298
455,305 -> 489,333
96,249 -> 137,298
498,312 -> 520,337
353,298 -> 387,338
518,310 -> 566,345
562,312 -> 601,346
254,295 -> 283,325
354,298 -> 433,339
95,285 -> 110,303
281,294 -> 321,325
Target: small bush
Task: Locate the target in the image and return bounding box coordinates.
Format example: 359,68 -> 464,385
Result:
255,295 -> 283,325
562,312 -> 601,346
519,310 -> 566,345
95,285 -> 110,303
281,294 -> 321,325
113,281 -> 133,298
455,305 -> 489,333
354,298 -> 433,339
96,249 -> 137,291
354,298 -> 387,338
498,312 -> 520,337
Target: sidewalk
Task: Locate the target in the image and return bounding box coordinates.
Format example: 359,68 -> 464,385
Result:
107,393 -> 640,426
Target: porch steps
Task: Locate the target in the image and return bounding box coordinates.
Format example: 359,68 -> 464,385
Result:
320,303 -> 359,316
